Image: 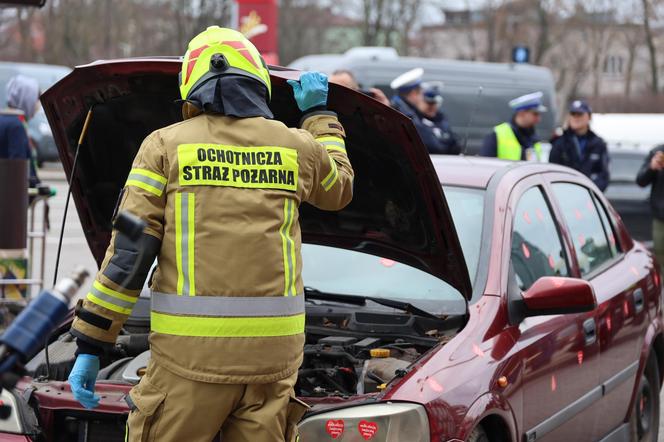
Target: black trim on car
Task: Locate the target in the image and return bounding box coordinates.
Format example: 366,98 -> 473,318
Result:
465,162 -> 522,303
524,361 -> 639,441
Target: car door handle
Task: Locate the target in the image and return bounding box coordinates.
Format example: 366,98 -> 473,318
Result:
633,289 -> 645,314
583,318 -> 596,346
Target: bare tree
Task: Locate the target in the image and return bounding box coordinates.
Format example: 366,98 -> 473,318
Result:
621,25 -> 643,96
359,0 -> 422,51
533,0 -> 551,64
641,0 -> 659,93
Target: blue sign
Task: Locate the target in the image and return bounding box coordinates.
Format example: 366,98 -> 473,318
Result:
512,46 -> 530,64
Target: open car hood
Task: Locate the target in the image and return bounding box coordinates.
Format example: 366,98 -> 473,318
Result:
41,58 -> 471,299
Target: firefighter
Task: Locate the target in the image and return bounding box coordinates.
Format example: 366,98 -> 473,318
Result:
480,91 -> 547,161
67,26 -> 353,442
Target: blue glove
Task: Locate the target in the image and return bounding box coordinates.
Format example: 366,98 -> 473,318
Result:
68,354 -> 100,409
287,72 -> 329,112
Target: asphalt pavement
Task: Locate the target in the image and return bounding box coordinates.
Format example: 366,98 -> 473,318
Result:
34,163 -> 664,441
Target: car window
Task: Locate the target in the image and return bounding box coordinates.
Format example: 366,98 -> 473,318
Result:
552,183 -> 615,276
301,244 -> 466,315
442,186 -> 484,286
511,187 -> 569,291
592,193 -> 620,255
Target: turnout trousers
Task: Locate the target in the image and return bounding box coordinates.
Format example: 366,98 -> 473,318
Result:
125,360 -> 306,442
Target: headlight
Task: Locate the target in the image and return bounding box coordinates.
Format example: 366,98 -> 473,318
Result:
38,122 -> 51,136
298,402 -> 429,442
0,389 -> 24,434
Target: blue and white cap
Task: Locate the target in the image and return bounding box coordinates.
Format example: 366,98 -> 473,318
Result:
423,81 -> 444,105
423,88 -> 443,105
390,68 -> 423,93
509,91 -> 547,113
569,99 -> 592,114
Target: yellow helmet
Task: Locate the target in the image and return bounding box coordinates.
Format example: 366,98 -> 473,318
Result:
179,26 -> 271,101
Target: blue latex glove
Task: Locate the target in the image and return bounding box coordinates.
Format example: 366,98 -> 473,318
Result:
68,354 -> 100,409
287,72 -> 329,112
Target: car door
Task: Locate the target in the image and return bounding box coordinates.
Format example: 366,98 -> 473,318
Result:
548,178 -> 650,440
505,176 -> 601,442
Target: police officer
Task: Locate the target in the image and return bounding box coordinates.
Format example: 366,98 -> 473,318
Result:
67,27 -> 353,442
418,86 -> 460,155
390,68 -> 456,154
480,91 -> 547,161
549,100 -> 610,191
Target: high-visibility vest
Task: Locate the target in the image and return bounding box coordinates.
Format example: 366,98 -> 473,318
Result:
494,122 -> 542,161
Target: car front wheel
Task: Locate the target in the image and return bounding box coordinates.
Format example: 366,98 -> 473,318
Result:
466,425 -> 490,442
630,353 -> 660,442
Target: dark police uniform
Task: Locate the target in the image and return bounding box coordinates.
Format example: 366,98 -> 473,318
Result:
549,128 -> 610,191
391,96 -> 460,155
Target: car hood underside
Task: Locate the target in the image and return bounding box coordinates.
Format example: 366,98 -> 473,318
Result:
40,58 -> 471,298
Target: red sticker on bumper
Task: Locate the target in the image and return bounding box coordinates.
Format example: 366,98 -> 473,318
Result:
326,419 -> 344,439
358,420 -> 378,440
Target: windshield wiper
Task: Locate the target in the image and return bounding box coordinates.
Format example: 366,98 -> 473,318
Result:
304,287 -> 443,321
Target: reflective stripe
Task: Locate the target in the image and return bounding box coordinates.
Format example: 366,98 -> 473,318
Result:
151,291 -> 304,317
317,136 -> 346,153
280,199 -> 297,296
321,156 -> 338,191
86,280 -> 136,315
176,193 -> 196,296
126,168 -> 167,196
151,311 -> 305,337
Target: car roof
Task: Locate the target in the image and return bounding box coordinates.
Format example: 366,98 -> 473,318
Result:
432,155 -> 581,189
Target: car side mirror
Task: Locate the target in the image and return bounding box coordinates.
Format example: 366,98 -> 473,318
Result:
522,276 -> 597,317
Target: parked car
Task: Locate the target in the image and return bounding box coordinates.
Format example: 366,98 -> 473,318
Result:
289,48 -> 558,154
0,61 -> 71,165
605,148 -> 652,246
0,58 -> 660,442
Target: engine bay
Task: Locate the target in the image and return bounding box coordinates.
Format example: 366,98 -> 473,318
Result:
26,296 -> 461,399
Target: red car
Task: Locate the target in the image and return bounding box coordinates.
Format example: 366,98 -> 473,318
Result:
0,59 -> 660,442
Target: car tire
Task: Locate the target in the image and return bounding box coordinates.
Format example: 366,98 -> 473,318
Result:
467,425 -> 490,442
630,353 -> 660,442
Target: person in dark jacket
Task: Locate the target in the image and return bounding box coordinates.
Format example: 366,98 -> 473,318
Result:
479,92 -> 546,161
389,68 -> 458,155
637,144 -> 664,269
549,100 -> 609,191
418,86 -> 460,155
1,75 -> 41,186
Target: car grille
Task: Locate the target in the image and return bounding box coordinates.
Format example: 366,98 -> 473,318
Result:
53,414 -> 127,442
85,419 -> 127,442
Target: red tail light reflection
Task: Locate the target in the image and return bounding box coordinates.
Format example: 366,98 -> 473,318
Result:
379,258 -> 396,267
522,243 -> 531,259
